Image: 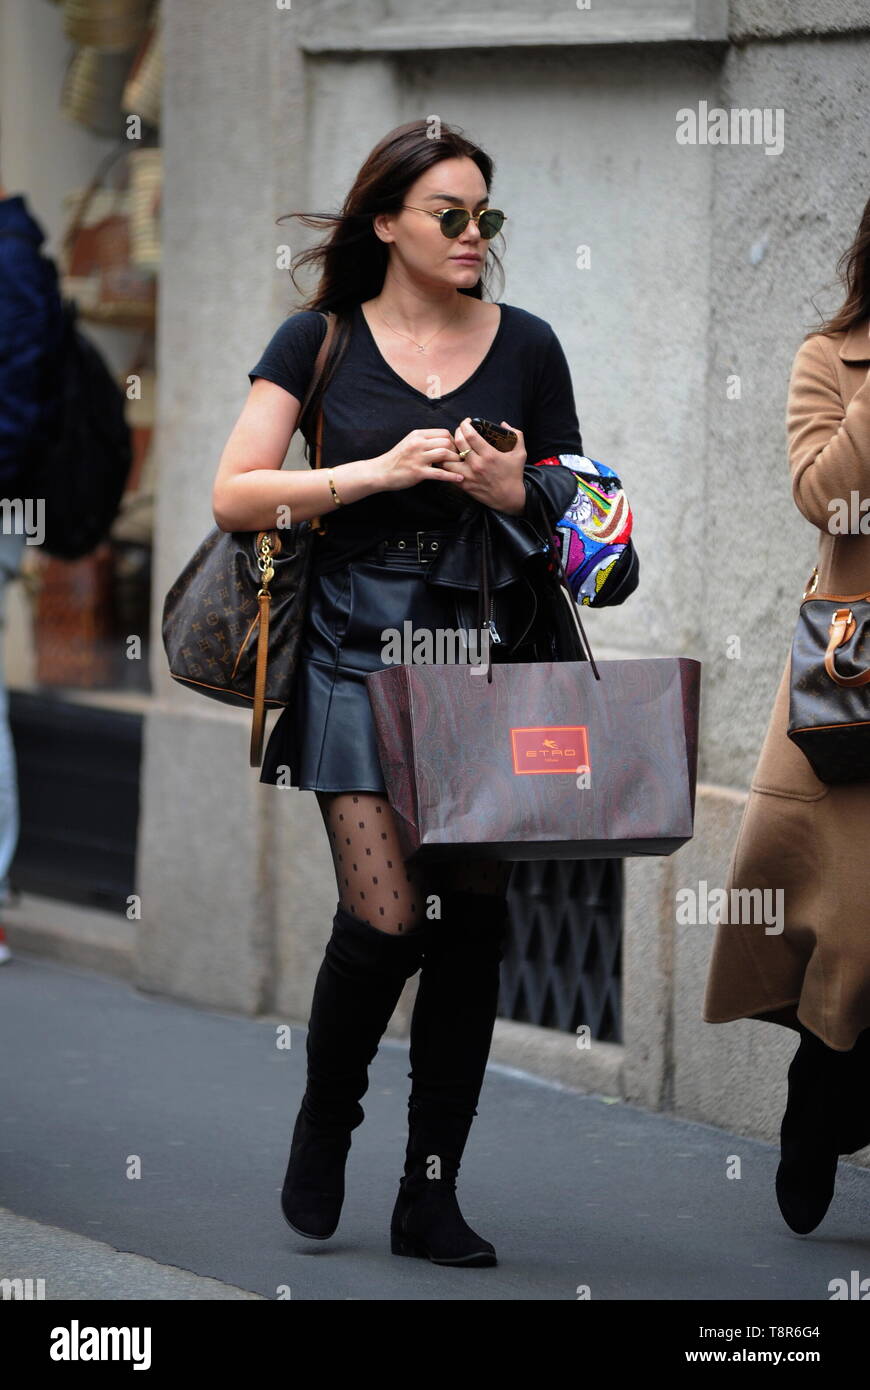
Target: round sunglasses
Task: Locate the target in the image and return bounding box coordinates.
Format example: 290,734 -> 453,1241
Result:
401,205 -> 507,239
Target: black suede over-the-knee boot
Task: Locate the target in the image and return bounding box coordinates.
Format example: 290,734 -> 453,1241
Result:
390,889 -> 508,1266
775,1023 -> 857,1234
281,902 -> 425,1240
835,1026 -> 870,1156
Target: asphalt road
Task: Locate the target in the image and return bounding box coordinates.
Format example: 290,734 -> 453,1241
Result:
1,952 -> 868,1301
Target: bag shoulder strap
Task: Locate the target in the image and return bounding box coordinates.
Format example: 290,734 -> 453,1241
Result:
297,310 -> 336,470
303,310 -> 338,532
250,311 -> 339,764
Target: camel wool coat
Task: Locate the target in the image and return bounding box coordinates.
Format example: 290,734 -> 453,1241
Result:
703,317 -> 870,1052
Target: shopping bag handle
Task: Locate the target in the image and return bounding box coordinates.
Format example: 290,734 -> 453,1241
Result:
474,488 -> 601,681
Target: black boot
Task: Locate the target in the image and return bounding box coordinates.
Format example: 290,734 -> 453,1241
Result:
775,1024 -> 845,1234
282,902 -> 424,1239
390,889 -> 508,1266
833,1026 -> 870,1156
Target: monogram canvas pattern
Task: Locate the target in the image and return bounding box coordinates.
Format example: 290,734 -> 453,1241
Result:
162,523 -> 314,708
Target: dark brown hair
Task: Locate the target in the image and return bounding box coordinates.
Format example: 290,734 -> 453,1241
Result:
275,119 -> 505,444
808,191 -> 870,340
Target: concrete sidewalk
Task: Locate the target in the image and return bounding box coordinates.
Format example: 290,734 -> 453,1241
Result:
1,951 -> 868,1301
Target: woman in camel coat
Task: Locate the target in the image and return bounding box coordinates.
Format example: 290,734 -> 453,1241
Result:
703,194 -> 870,1234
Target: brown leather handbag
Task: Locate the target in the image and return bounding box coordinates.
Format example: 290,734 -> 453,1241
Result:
788,564 -> 870,783
161,311 -> 337,766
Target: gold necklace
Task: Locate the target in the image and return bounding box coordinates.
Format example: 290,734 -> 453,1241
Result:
373,299 -> 463,353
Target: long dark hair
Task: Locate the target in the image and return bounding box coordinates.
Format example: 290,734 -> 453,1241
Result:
275,119 -> 506,444
808,191 -> 870,340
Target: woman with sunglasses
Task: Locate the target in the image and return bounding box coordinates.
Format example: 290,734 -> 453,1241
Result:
213,119 -> 584,1267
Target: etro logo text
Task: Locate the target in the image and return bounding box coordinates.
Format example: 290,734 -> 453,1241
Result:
511,725 -> 590,774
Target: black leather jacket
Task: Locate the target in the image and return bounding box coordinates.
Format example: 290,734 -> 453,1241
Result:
424,460 -> 638,663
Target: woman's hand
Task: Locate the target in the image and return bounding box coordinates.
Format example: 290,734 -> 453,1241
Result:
450,418 -> 527,515
373,428 -> 467,492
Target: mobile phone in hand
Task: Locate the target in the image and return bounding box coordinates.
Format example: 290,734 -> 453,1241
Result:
468,417 -> 518,452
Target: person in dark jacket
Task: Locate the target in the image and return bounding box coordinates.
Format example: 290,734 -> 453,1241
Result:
0,163 -> 64,958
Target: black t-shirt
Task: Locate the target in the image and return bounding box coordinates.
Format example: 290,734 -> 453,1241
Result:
248,300 -> 584,572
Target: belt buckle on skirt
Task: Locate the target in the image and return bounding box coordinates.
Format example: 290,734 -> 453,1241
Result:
380,530 -> 446,564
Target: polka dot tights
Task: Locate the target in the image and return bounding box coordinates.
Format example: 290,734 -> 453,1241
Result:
315,791 -> 513,936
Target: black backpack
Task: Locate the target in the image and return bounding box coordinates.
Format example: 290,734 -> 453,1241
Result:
31,296 -> 134,560
0,228 -> 133,560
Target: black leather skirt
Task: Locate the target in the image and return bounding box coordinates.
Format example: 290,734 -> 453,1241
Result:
258,529 -> 514,794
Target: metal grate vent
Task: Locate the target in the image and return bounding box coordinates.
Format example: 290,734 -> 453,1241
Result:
502,858 -> 622,1041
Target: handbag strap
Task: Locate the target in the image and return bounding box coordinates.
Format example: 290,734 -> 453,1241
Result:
310,408 -> 327,536
303,310 -> 338,535
250,538 -> 280,766
249,310 -> 338,765
824,607 -> 870,686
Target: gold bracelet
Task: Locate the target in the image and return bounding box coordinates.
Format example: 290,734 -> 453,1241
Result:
327,473 -> 343,508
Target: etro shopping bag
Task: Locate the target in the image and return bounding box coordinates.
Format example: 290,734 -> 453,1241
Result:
365,654 -> 700,863
364,506 -> 700,863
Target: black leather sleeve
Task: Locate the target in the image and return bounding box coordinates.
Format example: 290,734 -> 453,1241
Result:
522,462 -> 578,534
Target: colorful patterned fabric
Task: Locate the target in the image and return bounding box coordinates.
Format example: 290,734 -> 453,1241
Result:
533,455 -> 634,607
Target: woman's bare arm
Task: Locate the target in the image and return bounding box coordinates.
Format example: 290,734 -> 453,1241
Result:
213,379 -> 468,531
212,379 -> 381,531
